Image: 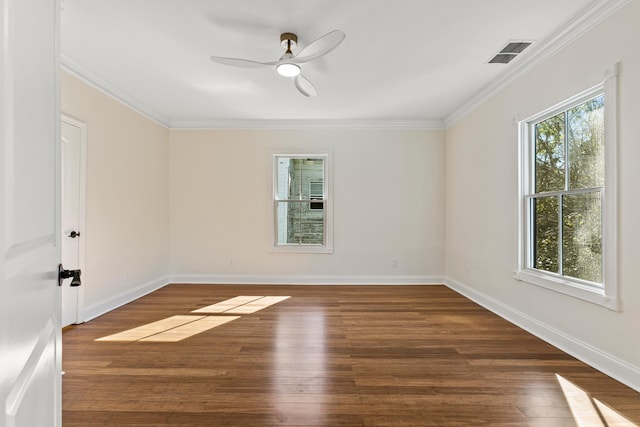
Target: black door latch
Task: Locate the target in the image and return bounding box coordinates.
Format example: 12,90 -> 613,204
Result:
58,264 -> 82,287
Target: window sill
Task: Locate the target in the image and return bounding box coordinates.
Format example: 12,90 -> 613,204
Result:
514,269 -> 619,311
270,245 -> 333,254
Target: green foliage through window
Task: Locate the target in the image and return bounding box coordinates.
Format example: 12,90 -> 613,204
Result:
530,95 -> 604,284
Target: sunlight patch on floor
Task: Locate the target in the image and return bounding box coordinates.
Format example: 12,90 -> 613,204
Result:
192,295 -> 291,314
139,316 -> 240,342
96,296 -> 292,343
96,315 -> 205,342
191,295 -> 264,313
556,374 -> 637,426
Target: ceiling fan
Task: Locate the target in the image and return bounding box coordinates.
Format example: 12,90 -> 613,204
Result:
210,30 -> 345,97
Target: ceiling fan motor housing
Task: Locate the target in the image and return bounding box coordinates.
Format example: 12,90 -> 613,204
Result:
280,32 -> 298,50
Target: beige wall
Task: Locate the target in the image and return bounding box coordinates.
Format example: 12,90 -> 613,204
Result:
445,1 -> 640,386
169,128 -> 445,282
61,72 -> 170,316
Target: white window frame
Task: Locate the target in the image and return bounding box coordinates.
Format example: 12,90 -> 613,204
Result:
269,148 -> 333,254
516,65 -> 619,310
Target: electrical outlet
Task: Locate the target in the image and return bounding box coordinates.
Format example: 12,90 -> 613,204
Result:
391,258 -> 399,268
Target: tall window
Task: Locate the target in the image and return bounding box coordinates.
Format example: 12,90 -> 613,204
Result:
271,150 -> 333,253
518,69 -> 618,310
531,94 -> 604,283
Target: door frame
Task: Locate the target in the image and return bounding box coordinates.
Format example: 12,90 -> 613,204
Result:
61,114 -> 87,324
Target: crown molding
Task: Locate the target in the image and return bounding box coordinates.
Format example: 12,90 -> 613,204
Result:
444,0 -> 632,128
61,53 -> 171,127
169,119 -> 445,130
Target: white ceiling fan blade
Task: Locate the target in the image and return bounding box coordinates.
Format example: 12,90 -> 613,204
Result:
294,74 -> 317,97
293,30 -> 345,64
210,56 -> 278,68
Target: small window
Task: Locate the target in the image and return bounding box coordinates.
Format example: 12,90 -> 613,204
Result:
309,181 -> 324,210
517,68 -> 618,310
270,149 -> 333,253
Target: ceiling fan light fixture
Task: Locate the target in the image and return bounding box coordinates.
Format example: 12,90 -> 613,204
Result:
276,62 -> 301,77
210,30 -> 345,96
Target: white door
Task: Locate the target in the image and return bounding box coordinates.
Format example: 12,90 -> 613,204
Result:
61,118 -> 85,327
0,0 -> 62,425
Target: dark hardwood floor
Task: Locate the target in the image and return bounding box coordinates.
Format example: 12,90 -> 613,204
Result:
62,284 -> 640,426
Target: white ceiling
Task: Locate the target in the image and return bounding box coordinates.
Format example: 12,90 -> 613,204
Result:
60,0 -> 600,127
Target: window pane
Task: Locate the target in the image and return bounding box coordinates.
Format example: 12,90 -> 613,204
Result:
275,201 -> 292,244
276,157 -> 324,200
562,192 -> 602,283
275,158 -> 294,199
533,196 -> 559,273
297,158 -> 324,202
299,202 -> 324,244
291,158 -> 304,199
535,113 -> 565,193
568,95 -> 605,190
275,201 -> 324,245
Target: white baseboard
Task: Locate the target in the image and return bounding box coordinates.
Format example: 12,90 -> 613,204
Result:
445,276 -> 640,393
169,274 -> 445,285
83,275 -> 169,322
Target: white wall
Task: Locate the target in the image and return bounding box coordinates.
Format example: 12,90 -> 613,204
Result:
445,1 -> 640,389
61,72 -> 171,318
169,128 -> 445,283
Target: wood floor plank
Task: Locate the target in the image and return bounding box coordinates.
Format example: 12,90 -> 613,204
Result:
191,295 -> 263,314
62,284 -> 640,426
224,295 -> 292,314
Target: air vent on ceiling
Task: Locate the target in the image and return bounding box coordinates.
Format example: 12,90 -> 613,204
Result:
489,41 -> 532,64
